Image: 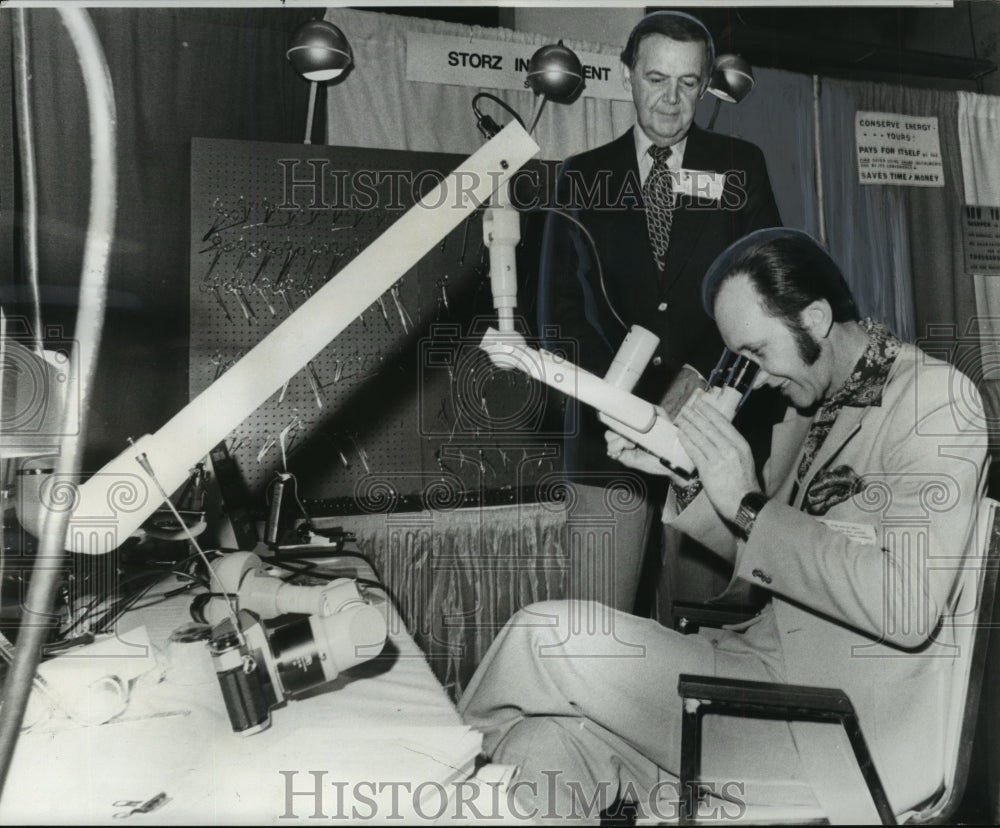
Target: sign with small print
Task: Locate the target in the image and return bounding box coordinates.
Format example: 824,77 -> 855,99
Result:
855,112 -> 943,187
961,205 -> 1000,275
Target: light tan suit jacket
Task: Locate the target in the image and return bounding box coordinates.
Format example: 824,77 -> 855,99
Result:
668,341 -> 989,819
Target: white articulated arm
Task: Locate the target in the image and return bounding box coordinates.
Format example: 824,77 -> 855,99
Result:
47,121 -> 539,554
480,327 -> 696,475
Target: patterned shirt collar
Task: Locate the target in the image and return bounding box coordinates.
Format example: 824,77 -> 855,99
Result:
825,317 -> 901,409
795,318 -> 900,486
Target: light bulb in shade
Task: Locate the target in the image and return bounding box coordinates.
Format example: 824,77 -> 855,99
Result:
524,41 -> 584,102
706,54 -> 755,104
287,20 -> 352,82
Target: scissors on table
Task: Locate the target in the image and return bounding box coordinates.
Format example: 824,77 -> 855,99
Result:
113,792 -> 168,818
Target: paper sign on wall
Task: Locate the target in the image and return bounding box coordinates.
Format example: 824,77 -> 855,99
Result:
855,112 -> 943,187
962,205 -> 1000,275
405,32 -> 629,101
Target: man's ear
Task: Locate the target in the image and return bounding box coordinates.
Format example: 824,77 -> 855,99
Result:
622,63 -> 632,92
800,299 -> 834,339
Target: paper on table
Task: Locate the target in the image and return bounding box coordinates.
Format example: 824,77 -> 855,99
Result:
29,626 -> 160,727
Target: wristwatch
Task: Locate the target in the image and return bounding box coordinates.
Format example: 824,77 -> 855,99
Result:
733,490 -> 768,540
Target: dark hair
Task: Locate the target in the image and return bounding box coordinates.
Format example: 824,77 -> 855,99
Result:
620,11 -> 714,77
703,228 -> 860,324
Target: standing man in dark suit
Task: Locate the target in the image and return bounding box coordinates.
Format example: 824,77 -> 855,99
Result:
537,10 -> 782,614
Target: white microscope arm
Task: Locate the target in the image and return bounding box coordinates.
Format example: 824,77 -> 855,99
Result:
39,121 -> 539,554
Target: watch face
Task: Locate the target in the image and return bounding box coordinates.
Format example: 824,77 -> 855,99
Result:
743,491 -> 767,513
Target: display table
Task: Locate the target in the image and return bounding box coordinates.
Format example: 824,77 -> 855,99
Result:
0,555 -> 513,825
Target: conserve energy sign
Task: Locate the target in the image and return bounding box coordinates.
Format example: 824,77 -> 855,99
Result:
405,32 -> 628,101
855,112 -> 943,187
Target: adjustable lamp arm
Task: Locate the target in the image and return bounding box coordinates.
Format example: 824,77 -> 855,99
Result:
30,122 -> 538,556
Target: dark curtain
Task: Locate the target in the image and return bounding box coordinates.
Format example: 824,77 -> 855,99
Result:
3,8 -> 317,467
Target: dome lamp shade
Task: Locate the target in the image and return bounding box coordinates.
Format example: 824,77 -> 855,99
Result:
287,20 -> 352,82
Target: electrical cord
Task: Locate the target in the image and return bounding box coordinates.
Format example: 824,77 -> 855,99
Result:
537,206 -> 629,334
109,580 -> 201,619
267,552 -> 377,580
91,577 -> 162,633
470,93 -> 628,335
264,471 -> 312,533
968,2 -> 984,94
100,569 -> 211,624
262,555 -> 396,614
472,92 -> 526,139
65,567 -> 161,638
58,556 -> 212,640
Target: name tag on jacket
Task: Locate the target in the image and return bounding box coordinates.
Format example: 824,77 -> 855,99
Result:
817,518 -> 879,546
675,169 -> 725,202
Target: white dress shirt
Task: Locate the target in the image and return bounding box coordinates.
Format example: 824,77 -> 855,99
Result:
633,127 -> 686,187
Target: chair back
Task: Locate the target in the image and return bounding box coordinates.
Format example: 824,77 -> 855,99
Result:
915,497 -> 1000,822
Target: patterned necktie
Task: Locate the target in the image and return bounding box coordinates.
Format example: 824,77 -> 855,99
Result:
643,144 -> 674,271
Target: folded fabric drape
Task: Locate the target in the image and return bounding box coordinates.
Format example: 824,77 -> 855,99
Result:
958,90 -> 1000,456
352,502 -> 570,698
818,78 -> 917,342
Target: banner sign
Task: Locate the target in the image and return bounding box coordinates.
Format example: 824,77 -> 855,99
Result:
405,32 -> 629,101
855,111 -> 943,187
962,205 -> 1000,275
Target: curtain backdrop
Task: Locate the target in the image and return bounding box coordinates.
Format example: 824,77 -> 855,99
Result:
694,67 -> 820,240
818,79 -> 916,341
957,91 -> 1000,461
323,7 -> 633,162
856,82 -> 968,354
323,8 -> 818,237
837,80 -> 999,461
958,92 -> 1000,386
957,91 -> 1000,820
350,500 -> 637,699
7,8 -> 313,467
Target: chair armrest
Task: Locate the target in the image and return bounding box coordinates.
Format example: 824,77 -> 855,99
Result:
677,674 -> 855,718
675,673 -> 895,825
671,601 -> 756,633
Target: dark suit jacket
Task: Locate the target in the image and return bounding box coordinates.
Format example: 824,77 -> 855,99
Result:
537,124 -> 782,475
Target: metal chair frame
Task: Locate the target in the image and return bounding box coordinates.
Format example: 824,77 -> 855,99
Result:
672,499 -> 1000,825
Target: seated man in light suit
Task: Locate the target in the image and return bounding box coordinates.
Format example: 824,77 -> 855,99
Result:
459,228 -> 989,823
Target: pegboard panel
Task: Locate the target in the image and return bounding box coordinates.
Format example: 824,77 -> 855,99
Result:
189,138 -> 563,515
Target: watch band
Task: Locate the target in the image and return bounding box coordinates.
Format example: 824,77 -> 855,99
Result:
734,490 -> 767,540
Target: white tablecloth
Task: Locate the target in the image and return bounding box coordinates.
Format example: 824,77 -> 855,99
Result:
1,563 -> 486,825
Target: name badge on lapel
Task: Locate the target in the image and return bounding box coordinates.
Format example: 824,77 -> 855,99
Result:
675,169 -> 725,204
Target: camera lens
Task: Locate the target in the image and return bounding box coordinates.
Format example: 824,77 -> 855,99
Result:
268,615 -> 326,696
